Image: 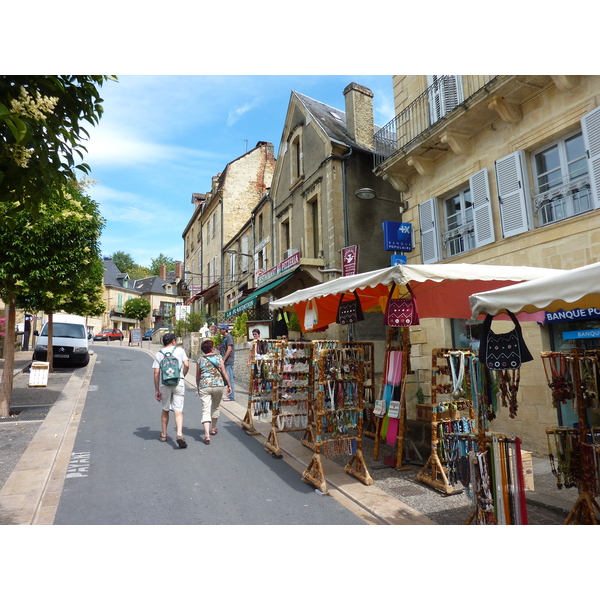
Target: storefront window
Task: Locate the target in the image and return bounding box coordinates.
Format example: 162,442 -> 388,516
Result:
450,319 -> 483,352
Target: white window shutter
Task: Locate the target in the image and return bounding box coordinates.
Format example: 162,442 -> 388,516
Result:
470,168 -> 495,247
495,150 -> 530,238
418,197 -> 441,263
241,236 -> 249,272
427,76 -> 463,123
581,105 -> 600,210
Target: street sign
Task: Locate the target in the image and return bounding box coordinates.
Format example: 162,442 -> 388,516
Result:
342,245 -> 359,276
383,221 -> 413,252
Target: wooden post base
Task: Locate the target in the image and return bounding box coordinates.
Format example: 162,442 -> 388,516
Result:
417,450 -> 457,495
564,491 -> 600,525
345,449 -> 374,486
302,453 -> 329,494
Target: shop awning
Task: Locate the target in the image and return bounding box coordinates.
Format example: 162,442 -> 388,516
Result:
185,292 -> 202,306
224,272 -> 295,318
269,263 -> 565,332
469,261 -> 600,318
198,281 -> 219,297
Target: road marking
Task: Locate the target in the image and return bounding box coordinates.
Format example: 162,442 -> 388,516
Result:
66,451 -> 90,478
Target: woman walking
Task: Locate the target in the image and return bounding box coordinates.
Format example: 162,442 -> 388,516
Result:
196,339 -> 232,445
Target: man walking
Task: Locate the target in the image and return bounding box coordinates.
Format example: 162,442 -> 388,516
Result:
218,323 -> 235,401
153,332 -> 190,447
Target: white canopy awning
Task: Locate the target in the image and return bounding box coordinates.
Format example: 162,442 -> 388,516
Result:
469,262 -> 600,318
270,263 -> 564,330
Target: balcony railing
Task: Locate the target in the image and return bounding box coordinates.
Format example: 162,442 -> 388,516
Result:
374,76 -> 499,166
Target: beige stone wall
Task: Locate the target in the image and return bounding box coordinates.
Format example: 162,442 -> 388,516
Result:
387,75 -> 600,455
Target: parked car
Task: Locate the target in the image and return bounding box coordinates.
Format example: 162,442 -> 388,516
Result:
93,328 -> 124,341
142,328 -> 154,340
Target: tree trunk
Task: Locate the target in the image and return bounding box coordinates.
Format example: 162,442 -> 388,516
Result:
0,295 -> 17,418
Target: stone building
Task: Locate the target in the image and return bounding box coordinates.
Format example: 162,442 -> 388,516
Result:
230,82 -> 403,341
373,75 -> 600,454
181,141 -> 276,322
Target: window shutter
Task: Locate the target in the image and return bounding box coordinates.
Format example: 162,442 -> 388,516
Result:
427,76 -> 463,123
470,168 -> 495,247
495,150 -> 530,238
581,105 -> 600,210
418,197 -> 441,263
241,236 -> 249,273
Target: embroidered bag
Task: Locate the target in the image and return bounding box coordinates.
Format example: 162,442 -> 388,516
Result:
479,310 -> 533,371
304,299 -> 319,331
384,283 -> 420,327
336,291 -> 364,325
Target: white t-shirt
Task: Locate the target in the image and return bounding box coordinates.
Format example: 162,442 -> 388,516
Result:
152,345 -> 188,383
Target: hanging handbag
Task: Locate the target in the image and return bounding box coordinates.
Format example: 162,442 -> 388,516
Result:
384,283 -> 420,327
479,310 -> 533,371
304,299 -> 319,331
336,291 -> 364,325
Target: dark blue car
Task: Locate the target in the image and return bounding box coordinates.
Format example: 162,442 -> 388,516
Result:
142,328 -> 154,340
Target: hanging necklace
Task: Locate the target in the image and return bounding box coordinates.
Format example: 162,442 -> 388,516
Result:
449,351 -> 466,399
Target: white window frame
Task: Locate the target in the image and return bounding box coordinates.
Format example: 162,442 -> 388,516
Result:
532,130 -> 592,226
442,186 -> 475,257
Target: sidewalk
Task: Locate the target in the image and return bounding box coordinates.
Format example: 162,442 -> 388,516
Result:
0,345 -> 582,525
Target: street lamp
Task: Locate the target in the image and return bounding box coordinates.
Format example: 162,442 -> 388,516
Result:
226,249 -> 254,258
354,188 -> 408,214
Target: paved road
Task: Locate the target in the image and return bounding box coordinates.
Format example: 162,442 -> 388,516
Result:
54,345 -> 366,525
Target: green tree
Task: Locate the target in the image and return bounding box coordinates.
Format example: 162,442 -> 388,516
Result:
122,298 -> 151,323
110,251 -> 151,280
0,75 -> 117,221
149,254 -> 177,277
0,179 -> 105,416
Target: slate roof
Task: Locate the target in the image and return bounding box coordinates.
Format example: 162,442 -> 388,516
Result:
293,91 -> 381,153
103,259 -> 172,295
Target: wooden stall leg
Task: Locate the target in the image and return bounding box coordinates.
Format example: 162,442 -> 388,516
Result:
241,407 -> 260,435
416,450 -> 457,495
264,428 -> 282,457
564,492 -> 600,525
302,453 -> 329,494
345,448 -> 374,486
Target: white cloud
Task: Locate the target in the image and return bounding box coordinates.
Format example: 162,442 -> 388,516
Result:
227,100 -> 259,127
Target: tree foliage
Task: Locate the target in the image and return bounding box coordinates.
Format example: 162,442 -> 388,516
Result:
0,75 -> 117,222
123,297 -> 151,322
149,253 -> 177,276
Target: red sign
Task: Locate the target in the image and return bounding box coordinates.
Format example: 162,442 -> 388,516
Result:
342,245 -> 359,277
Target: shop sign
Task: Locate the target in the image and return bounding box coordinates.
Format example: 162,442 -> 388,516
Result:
256,251 -> 301,286
383,221 -> 413,252
391,254 -> 407,266
342,245 -> 358,276
563,329 -> 600,340
545,308 -> 600,323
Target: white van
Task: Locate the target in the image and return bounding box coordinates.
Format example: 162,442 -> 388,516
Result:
33,313 -> 90,367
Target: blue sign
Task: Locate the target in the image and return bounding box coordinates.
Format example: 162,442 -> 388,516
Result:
545,308 -> 600,323
383,221 -> 413,252
391,254 -> 407,266
563,329 -> 600,340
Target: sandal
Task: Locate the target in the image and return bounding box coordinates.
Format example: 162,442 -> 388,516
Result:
210,428 -> 218,435
159,434 -> 167,442
204,437 -> 211,445
176,436 -> 188,449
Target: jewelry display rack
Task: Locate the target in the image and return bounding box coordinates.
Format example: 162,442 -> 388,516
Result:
242,340 -> 280,436
344,342 -> 376,440
373,327 -> 410,467
301,346 -> 373,494
416,348 -> 475,495
542,349 -> 600,524
264,341 -> 314,458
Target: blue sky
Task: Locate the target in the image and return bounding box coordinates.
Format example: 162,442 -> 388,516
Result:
83,75 -> 396,268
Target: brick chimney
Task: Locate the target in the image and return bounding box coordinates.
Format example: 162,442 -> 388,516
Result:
343,82 -> 374,150
175,261 -> 182,280
160,264 -> 166,280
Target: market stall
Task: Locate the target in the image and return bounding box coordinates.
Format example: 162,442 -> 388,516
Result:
271,262 -> 564,474
469,262 -> 600,524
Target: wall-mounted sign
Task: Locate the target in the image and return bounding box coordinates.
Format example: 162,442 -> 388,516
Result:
545,308 -> 600,323
391,254 -> 407,266
256,251 -> 301,286
563,329 -> 600,340
383,221 -> 413,252
342,245 -> 359,277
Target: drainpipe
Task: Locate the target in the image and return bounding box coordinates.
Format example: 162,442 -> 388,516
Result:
341,147 -> 352,248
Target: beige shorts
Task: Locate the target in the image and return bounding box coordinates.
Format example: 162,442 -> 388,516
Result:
160,382 -> 185,412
